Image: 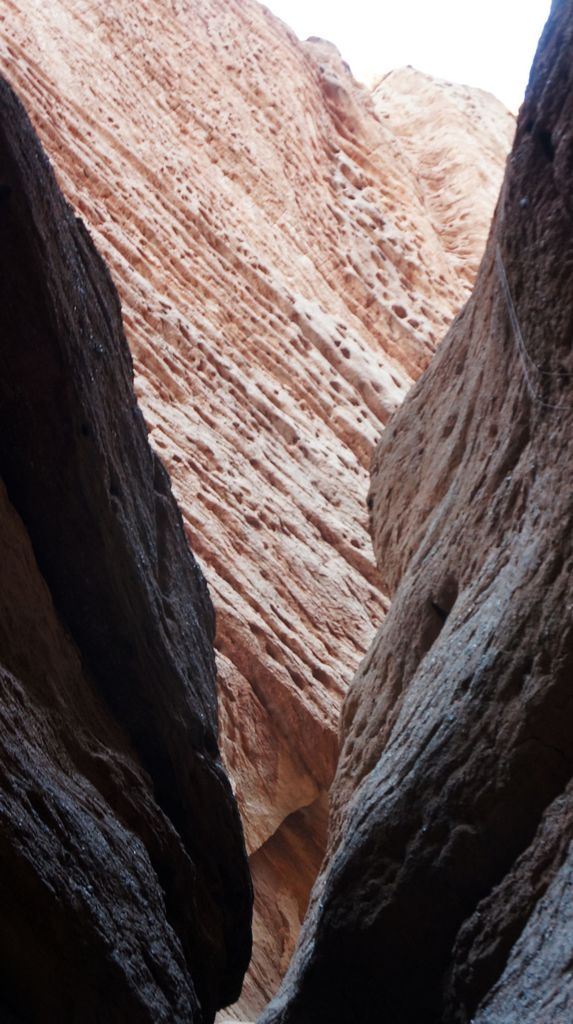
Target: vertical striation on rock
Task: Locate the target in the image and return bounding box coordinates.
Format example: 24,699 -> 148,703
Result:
1,0 -> 513,1013
0,75 -> 251,1022
261,1 -> 573,1022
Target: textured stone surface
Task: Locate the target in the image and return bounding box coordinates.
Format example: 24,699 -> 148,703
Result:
0,75 -> 251,1023
1,1 -> 513,1015
372,67 -> 515,287
261,3 -> 573,1022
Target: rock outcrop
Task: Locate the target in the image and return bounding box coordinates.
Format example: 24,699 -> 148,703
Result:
261,2 -> 573,1022
372,67 -> 515,286
1,0 -> 514,1015
0,76 -> 251,1023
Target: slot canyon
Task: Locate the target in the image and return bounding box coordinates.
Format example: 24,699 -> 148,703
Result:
1,0 -> 572,1021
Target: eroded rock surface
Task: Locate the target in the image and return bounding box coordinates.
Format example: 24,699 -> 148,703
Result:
372,66 -> 515,286
0,76 -> 251,1023
1,0 -> 513,1014
261,3 -> 573,1022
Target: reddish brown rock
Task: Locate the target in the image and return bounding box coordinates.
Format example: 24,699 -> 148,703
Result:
261,3 -> 573,1022
1,1 -> 513,1014
0,76 -> 251,1022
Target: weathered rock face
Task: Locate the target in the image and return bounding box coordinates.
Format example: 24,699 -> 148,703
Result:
372,67 -> 515,287
0,76 -> 251,1023
261,3 -> 573,1022
1,1 -> 513,1016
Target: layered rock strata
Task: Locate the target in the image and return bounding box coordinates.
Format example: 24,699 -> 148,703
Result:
261,2 -> 573,1022
1,0 -> 513,1015
0,76 -> 251,1023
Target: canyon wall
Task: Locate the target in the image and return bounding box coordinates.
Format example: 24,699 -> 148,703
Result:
0,75 -> 251,1023
262,2 -> 573,1021
1,1 -> 513,1016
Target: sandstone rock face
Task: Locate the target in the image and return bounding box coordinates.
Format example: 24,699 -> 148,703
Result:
261,3 -> 573,1022
1,1 -> 513,1016
372,67 -> 516,287
0,76 -> 251,1023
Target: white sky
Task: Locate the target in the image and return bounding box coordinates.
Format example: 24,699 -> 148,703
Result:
264,0 -> 552,112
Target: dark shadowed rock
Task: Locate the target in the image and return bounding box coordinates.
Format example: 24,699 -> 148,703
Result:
260,2 -> 573,1021
0,76 -> 252,1022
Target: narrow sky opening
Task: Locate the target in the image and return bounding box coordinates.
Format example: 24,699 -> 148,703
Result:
264,0 -> 551,112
